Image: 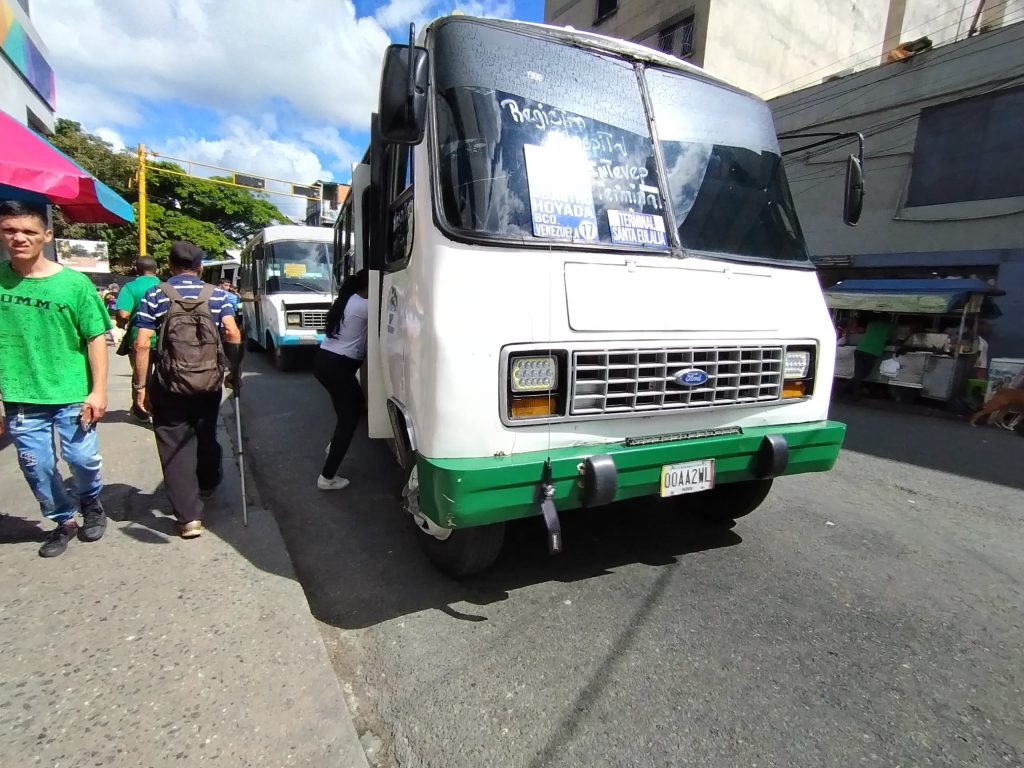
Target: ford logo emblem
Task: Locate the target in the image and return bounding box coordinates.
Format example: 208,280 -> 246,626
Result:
673,368 -> 709,386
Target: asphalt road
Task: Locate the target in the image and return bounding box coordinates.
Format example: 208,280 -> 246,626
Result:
239,351 -> 1024,768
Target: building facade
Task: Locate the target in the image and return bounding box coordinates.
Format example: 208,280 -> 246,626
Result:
543,0 -> 1024,99
305,182 -> 350,227
772,21 -> 1024,357
0,0 -> 55,131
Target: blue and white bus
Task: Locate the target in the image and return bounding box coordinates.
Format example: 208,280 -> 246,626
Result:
237,225 -> 335,371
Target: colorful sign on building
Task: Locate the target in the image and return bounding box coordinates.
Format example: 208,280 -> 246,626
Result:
0,0 -> 56,110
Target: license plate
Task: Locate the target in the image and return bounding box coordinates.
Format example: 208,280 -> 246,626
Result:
660,459 -> 715,497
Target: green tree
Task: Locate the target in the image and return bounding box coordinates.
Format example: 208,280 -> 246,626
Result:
47,120 -> 289,272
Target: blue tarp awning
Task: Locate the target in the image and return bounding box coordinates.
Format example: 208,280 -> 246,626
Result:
824,278 -> 1004,314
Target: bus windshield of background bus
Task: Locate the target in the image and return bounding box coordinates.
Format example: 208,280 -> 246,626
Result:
265,241 -> 333,294
432,20 -> 808,262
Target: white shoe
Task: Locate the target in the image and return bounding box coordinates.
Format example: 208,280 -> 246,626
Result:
317,475 -> 349,491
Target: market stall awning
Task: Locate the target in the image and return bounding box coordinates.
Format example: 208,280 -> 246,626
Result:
824,278 -> 1004,314
0,109 -> 134,224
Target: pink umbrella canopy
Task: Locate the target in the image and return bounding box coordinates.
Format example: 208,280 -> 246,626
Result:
0,109 -> 134,224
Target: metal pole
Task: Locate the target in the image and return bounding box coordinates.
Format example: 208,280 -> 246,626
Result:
234,391 -> 248,527
137,144 -> 147,255
968,0 -> 987,37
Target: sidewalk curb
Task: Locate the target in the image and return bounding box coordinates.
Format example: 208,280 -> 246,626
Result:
218,395 -> 371,768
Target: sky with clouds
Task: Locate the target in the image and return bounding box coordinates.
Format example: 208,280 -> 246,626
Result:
33,0 -> 543,218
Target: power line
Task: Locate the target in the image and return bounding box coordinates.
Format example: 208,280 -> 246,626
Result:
758,4 -> 967,99
759,0 -> 1017,100
783,68 -> 1024,178
772,8 -> 1024,129
785,74 -> 1024,198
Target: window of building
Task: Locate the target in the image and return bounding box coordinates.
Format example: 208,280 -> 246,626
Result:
594,0 -> 617,24
906,86 -> 1024,207
657,15 -> 695,58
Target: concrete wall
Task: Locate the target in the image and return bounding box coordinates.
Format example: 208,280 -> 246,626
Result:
542,0 -> 1024,98
546,0 -> 712,66
771,21 -> 1024,357
0,0 -> 55,130
772,22 -> 1024,257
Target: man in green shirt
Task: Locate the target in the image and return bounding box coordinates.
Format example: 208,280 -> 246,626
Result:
115,255 -> 159,420
846,314 -> 894,398
0,200 -> 112,558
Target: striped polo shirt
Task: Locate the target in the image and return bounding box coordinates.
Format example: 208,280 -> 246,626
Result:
136,275 -> 236,333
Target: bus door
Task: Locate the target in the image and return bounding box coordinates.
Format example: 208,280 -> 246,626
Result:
375,141 -> 415,416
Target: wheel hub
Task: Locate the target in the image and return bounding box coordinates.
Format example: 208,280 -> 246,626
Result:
403,466 -> 451,541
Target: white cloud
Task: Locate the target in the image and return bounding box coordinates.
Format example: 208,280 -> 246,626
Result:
34,0 -> 392,129
56,81 -> 143,127
458,1 -> 516,20
375,0 -> 435,32
93,126 -> 126,152
300,126 -> 361,178
374,0 -> 516,31
162,116 -> 334,221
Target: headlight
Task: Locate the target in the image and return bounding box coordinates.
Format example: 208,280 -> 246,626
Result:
784,350 -> 811,380
286,311 -> 302,327
510,355 -> 558,392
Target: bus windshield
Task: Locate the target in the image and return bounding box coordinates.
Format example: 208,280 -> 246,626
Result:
432,19 -> 808,262
265,240 -> 333,294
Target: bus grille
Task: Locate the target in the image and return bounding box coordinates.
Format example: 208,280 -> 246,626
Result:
300,310 -> 328,330
571,346 -> 784,415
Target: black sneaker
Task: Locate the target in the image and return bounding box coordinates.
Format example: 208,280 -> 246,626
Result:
39,522 -> 79,558
199,466 -> 224,501
79,499 -> 107,542
130,403 -> 151,423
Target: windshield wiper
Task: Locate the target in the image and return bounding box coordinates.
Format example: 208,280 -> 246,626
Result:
278,282 -> 326,293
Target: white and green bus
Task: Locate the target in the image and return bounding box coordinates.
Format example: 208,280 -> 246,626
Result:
238,225 -> 335,371
345,16 -> 862,575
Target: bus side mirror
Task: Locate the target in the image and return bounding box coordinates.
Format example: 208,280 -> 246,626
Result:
844,154 -> 864,226
379,41 -> 429,145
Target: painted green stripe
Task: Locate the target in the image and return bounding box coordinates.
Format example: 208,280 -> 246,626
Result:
416,420 -> 846,528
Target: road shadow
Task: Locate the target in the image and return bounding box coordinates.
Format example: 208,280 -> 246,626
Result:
239,352 -> 743,630
831,400 -> 1024,490
0,513 -> 46,544
251,426 -> 742,630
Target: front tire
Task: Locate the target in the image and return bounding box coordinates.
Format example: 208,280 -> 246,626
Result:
404,465 -> 505,577
267,334 -> 295,372
690,478 -> 774,524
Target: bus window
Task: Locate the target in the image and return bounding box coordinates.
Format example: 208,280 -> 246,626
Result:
387,144 -> 413,268
265,241 -> 333,294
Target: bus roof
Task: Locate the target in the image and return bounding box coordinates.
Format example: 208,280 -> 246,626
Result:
427,15 -> 743,97
261,225 -> 334,245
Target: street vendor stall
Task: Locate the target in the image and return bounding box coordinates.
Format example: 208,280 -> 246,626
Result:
825,278 -> 1004,403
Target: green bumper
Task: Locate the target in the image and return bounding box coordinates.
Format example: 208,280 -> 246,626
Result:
416,420 -> 845,529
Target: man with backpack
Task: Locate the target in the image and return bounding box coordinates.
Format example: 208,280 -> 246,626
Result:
132,241 -> 242,539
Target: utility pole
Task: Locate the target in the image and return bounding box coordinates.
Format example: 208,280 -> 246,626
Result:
137,143 -> 147,255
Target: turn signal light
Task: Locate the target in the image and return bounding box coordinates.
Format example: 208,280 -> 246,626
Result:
782,381 -> 806,398
510,396 -> 556,419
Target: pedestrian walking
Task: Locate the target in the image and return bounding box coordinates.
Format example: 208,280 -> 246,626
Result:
218,279 -> 241,313
115,255 -> 160,420
314,269 -> 369,491
103,283 -> 122,345
132,241 -> 242,539
0,200 -> 111,557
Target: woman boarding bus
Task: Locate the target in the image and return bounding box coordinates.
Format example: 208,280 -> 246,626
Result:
345,16 -> 863,576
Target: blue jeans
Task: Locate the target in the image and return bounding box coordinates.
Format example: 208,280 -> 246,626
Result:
4,403 -> 103,524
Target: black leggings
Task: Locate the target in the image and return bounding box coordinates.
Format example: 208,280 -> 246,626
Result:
314,349 -> 364,478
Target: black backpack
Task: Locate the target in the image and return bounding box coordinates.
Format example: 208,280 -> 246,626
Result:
154,282 -> 225,395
